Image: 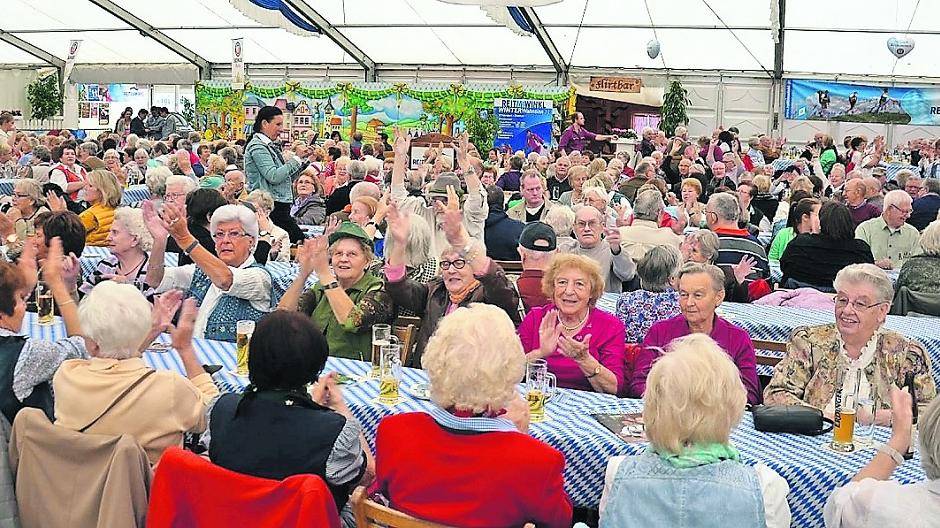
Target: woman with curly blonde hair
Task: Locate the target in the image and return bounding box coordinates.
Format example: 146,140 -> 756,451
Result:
373,303 -> 573,528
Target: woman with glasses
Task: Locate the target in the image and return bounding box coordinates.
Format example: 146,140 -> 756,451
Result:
517,254 -> 625,394
278,222 -> 394,360
764,264 -> 936,421
382,202 -> 519,367
5,179 -> 48,256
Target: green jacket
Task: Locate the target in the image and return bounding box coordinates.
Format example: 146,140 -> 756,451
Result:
768,227 -> 795,262
298,272 -> 394,360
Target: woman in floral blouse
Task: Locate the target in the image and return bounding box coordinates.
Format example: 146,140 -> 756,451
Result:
616,245 -> 681,343
764,264 -> 936,422
896,220 -> 940,294
278,222 -> 394,360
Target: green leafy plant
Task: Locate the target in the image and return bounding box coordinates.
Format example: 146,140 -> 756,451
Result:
463,109 -> 500,152
660,79 -> 689,137
180,96 -> 196,128
26,73 -> 62,121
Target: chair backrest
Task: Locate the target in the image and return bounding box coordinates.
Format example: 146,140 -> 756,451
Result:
494,260 -> 523,274
392,316 -> 422,364
751,339 -> 787,367
891,286 -> 940,318
351,487 -> 454,528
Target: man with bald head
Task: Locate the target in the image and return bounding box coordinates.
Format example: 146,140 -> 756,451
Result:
855,189 -> 921,269
843,178 -> 881,226
563,205 -> 636,292
222,170 -> 248,202
547,156 -> 571,201
862,176 -> 884,210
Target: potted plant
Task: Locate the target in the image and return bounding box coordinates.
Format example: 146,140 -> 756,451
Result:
660,79 -> 689,137
26,73 -> 63,121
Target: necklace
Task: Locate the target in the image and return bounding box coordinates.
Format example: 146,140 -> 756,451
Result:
117,254 -> 147,277
559,311 -> 589,333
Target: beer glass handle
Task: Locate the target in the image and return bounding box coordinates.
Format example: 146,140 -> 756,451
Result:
389,335 -> 400,344
546,373 -> 557,398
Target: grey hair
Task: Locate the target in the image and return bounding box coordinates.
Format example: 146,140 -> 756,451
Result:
544,205 -> 575,237
384,212 -> 433,267
102,148 -> 120,160
925,178 -> 940,194
246,189 -> 275,215
78,282 -> 152,360
635,161 -> 652,177
920,397 -> 940,479
13,178 -> 44,207
348,159 -> 367,180
113,207 -> 154,252
350,181 -> 381,202
145,165 -> 172,197
634,189 -> 665,221
833,263 -> 894,304
677,262 -> 725,292
883,189 -> 912,210
79,142 -> 98,156
582,186 -> 608,203
134,148 -> 150,159
708,192 -> 740,222
638,245 -> 681,292
210,204 -> 259,242
921,220 -> 940,256
166,174 -> 197,194
686,229 -> 720,264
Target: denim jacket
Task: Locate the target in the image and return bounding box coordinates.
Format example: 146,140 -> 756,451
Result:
601,450 -> 765,528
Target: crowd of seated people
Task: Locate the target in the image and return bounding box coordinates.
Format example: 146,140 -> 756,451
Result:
2,108 -> 940,527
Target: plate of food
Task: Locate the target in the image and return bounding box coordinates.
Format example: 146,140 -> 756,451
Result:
334,373 -> 357,385
403,382 -> 432,401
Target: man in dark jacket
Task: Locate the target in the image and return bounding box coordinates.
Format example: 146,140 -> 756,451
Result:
910,178 -> 940,231
130,109 -> 148,137
483,185 -> 524,261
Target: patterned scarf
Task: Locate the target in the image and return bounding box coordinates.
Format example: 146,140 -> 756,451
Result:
655,442 -> 740,469
448,278 -> 481,306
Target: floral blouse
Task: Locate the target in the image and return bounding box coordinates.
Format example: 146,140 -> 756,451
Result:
764,324 -> 937,416
615,289 -> 681,343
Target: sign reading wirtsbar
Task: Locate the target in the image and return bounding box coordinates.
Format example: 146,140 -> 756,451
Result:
785,78 -> 940,126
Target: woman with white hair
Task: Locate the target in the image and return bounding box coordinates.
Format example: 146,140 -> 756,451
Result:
616,245 -> 682,344
375,211 -> 438,288
544,205 -> 576,249
600,334 -> 790,527
895,219 -> 940,294
53,285 -> 219,465
143,201 -> 277,342
824,388 -> 940,526
79,207 -> 156,301
4,179 -> 49,257
373,303 -> 573,527
102,149 -> 128,187
145,165 -> 172,206
245,189 -> 289,262
122,148 -> 149,185
764,264 -> 936,420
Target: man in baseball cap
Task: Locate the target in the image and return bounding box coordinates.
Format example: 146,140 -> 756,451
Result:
516,221 -> 557,311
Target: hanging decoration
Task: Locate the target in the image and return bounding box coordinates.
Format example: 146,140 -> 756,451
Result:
435,1 -> 561,35
646,39 -> 661,59
228,0 -> 320,37
886,36 -> 915,59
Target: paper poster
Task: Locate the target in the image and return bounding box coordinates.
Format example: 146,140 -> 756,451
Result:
78,102 -> 90,119
492,98 -> 553,155
232,38 -> 245,90
98,105 -> 110,126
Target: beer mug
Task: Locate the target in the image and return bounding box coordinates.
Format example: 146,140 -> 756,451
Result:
378,342 -> 402,405
371,324 -> 399,378
235,320 -> 255,376
831,369 -> 861,452
36,281 -> 54,325
525,359 -> 557,423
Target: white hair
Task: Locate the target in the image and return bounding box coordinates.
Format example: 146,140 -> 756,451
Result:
79,282 -> 152,359
921,220 -> 940,256
383,212 -> 433,268
833,263 -> 894,304
145,165 -> 172,197
883,189 -> 912,210
544,205 -> 575,237
113,207 -> 154,252
210,204 -> 259,242
349,181 -> 381,202
245,189 -> 274,215
634,189 -> 665,221
165,174 -> 197,194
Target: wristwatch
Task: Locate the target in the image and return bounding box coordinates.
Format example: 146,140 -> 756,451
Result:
323,280 -> 340,291
5,233 -> 16,245
877,442 -> 905,465
585,365 -> 602,379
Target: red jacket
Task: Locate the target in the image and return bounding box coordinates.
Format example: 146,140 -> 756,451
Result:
373,413 -> 572,528
147,447 -> 341,528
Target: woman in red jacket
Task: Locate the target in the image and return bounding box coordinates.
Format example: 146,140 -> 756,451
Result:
372,303 -> 573,528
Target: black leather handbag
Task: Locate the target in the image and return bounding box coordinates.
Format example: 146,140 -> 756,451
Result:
752,405 -> 834,436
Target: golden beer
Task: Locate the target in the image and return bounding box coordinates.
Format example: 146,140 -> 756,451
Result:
527,389 -> 546,422
379,376 -> 400,404
234,320 -> 255,376
37,293 -> 54,325
832,409 -> 856,451
371,340 -> 388,378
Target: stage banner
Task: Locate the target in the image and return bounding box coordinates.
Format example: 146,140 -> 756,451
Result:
785,78 -> 940,126
493,98 -> 553,154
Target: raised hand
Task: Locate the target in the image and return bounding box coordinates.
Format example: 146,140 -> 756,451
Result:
169,297 -> 198,352
295,237 -> 319,276
15,234 -> 38,291
392,128 -> 410,158
538,310 -> 563,358
41,237 -> 66,287
435,185 -> 465,246
385,201 -> 410,245
142,200 -> 169,240
605,227 -> 621,253
45,190 -> 67,212
732,255 -> 756,284
307,236 -> 331,277
323,215 -> 341,237
160,200 -> 191,241
151,290 -> 184,336
455,131 -> 470,170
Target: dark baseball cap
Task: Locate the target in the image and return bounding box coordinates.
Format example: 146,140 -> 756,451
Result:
519,222 -> 557,252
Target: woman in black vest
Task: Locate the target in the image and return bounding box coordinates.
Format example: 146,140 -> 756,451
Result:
205,310 -> 373,520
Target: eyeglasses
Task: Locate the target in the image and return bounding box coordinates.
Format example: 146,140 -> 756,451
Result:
834,296 -> 887,312
439,259 -> 467,270
164,192 -> 186,200
889,204 -> 913,215
574,220 -> 601,229
212,231 -> 251,241
12,193 -> 29,198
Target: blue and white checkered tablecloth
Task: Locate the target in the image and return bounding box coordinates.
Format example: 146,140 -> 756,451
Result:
19,312 -> 927,528
597,294 -> 940,384
0,179 -> 13,195
78,247 -> 313,293
121,185 -> 150,206
771,159 -> 916,181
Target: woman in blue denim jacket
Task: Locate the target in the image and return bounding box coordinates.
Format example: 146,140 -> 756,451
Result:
599,333 -> 791,528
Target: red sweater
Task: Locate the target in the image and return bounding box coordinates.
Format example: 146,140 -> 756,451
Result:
374,413 -> 572,528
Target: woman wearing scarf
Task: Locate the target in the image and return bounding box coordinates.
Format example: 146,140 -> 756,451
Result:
290,172 -> 326,226
384,199 -> 519,368
599,334 -> 791,528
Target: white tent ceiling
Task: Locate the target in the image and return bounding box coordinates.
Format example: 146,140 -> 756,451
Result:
0,0 -> 935,79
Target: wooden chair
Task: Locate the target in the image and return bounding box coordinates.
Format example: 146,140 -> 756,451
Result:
494,260 -> 523,274
392,316 -> 422,364
351,487 -> 536,528
752,339 -> 787,367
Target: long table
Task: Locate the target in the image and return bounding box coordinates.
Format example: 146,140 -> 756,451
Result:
20,312 -> 927,528
0,179 -> 149,206
768,261 -> 900,285
770,159 -> 916,180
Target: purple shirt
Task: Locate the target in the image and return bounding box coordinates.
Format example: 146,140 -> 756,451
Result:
558,125 -> 597,154
496,170 -> 522,192
518,305 -> 626,394
631,314 -> 761,405
849,202 -> 881,227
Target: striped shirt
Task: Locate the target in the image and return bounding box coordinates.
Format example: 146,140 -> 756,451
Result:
714,227 -> 770,279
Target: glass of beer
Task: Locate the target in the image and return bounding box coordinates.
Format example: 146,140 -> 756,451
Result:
36,281 -> 54,325
378,342 -> 402,405
235,320 -> 255,376
371,324 -> 398,378
525,359 -> 557,423
831,369 -> 861,452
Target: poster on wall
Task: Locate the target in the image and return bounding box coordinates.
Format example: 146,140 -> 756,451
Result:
98,105 -> 110,126
785,79 -> 940,126
77,84 -> 150,130
492,98 -> 553,155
